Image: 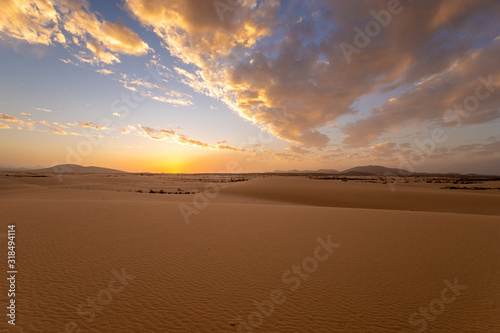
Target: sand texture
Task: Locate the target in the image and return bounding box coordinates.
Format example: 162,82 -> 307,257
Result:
0,174 -> 499,332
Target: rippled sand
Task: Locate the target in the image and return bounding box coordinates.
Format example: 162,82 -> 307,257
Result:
0,174 -> 499,332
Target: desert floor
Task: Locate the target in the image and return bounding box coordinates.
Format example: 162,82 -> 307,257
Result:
0,174 -> 499,332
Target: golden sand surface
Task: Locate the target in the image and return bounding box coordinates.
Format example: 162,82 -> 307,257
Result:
0,174 -> 499,332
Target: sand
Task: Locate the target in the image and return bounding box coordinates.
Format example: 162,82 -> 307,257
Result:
0,174 -> 499,332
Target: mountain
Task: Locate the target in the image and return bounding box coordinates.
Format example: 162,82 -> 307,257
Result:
10,164 -> 127,174
340,165 -> 412,176
273,169 -> 339,174
272,165 -> 412,176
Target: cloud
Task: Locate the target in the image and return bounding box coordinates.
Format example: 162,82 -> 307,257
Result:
52,122 -> 68,129
0,123 -> 11,129
124,0 -> 499,148
369,142 -> 398,157
0,115 -> 79,133
451,138 -> 500,157
67,121 -> 108,130
60,0 -> 151,62
344,43 -> 500,147
95,68 -> 114,75
0,113 -> 22,123
121,128 -> 130,134
119,72 -> 194,107
33,107 -> 52,112
148,94 -> 193,107
48,127 -> 67,135
113,112 -> 125,117
258,149 -> 302,162
0,0 -> 150,65
137,124 -> 247,152
215,144 -> 247,152
0,0 -> 65,45
286,145 -> 310,155
21,113 -> 33,118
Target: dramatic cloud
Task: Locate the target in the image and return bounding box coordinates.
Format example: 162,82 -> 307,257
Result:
344,42 -> 500,146
0,0 -> 150,64
125,0 -> 499,148
0,0 -> 65,45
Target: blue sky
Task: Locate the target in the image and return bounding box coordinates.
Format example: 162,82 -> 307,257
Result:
0,0 -> 499,174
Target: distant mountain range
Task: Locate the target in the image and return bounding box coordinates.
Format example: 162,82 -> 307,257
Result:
0,164 -> 126,174
342,165 -> 413,176
0,164 -> 496,176
273,165 -> 412,176
273,169 -> 340,174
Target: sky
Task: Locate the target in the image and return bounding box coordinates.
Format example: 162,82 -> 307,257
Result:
0,0 -> 499,174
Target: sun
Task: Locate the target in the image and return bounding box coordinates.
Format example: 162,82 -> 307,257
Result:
163,157 -> 186,174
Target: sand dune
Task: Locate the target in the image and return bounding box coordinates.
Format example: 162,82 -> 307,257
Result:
217,177 -> 500,216
0,175 -> 499,332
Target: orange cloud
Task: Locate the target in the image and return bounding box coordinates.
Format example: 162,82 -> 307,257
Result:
0,0 -> 65,45
136,124 -> 248,152
48,127 -> 67,135
125,0 -> 499,149
95,68 -> 114,75
286,145 -> 311,155
67,121 -> 108,130
0,0 -> 150,64
0,113 -> 22,123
